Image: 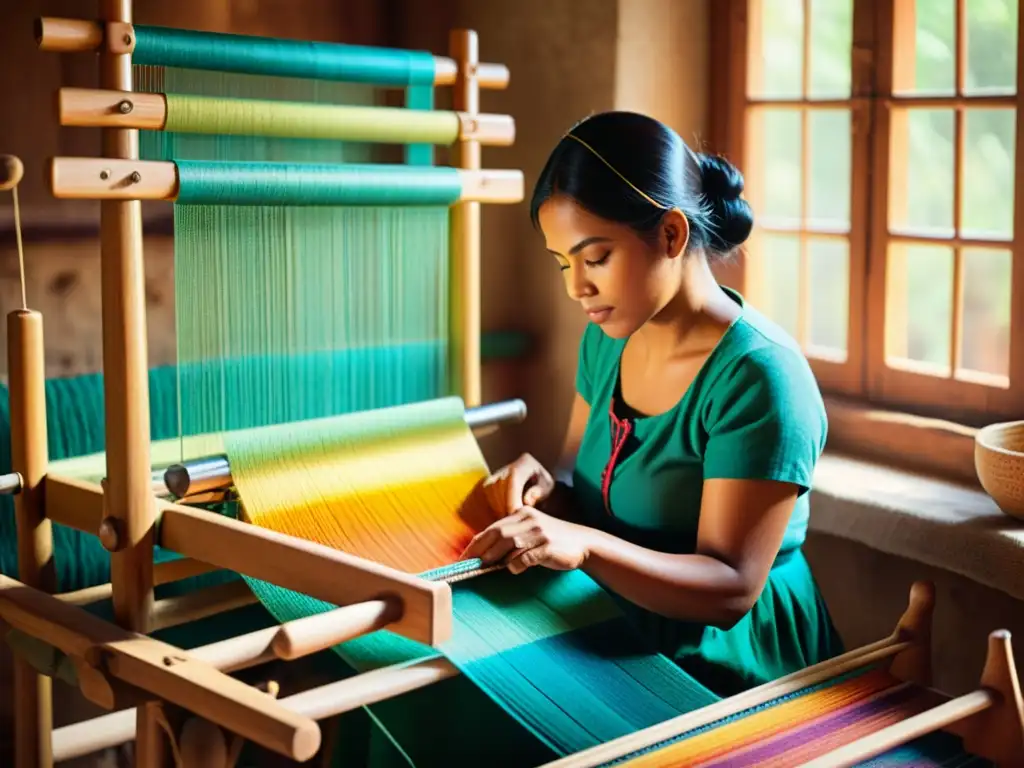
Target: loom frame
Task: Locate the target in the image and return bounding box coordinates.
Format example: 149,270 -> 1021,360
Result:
7,3 -> 1024,768
4,2 -> 525,765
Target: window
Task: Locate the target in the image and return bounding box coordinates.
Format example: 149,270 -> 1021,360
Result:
711,0 -> 1024,428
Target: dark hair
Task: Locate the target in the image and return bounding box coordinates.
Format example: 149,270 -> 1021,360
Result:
529,111 -> 753,257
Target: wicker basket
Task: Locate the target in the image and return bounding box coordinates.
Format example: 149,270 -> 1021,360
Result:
975,420 -> 1024,520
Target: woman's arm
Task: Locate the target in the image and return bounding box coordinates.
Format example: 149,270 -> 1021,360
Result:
580,478 -> 798,628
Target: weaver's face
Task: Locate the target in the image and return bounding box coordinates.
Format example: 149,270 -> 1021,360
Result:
538,195 -> 682,339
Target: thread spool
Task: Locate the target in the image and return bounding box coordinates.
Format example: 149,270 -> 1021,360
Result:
0,155 -> 24,192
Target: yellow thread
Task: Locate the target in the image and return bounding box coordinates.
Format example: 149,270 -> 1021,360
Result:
564,133 -> 669,210
227,401 -> 496,576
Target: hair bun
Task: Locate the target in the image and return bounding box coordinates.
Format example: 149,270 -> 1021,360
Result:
698,154 -> 744,202
697,153 -> 753,252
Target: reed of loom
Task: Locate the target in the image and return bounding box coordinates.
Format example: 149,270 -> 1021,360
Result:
0,5 -> 524,767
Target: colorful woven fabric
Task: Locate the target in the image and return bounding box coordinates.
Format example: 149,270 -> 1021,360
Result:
224,397 -> 721,761
604,666 -> 990,767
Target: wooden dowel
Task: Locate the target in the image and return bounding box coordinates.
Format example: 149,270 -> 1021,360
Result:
270,598 -> 401,661
34,17 -> 104,52
51,655 -> 458,761
149,580 -> 257,633
43,473 -> 190,535
48,157 -> 523,204
55,558 -> 221,608
801,689 -> 997,768
158,501 -> 452,646
0,573 -> 321,761
59,88 -> 168,130
44,474 -> 103,533
449,29 -> 483,408
58,87 -> 517,146
189,626 -> 279,673
55,584 -> 113,607
36,19 -> 510,89
8,309 -> 55,768
282,657 -> 458,721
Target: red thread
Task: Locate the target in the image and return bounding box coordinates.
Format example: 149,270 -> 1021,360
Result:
600,400 -> 632,515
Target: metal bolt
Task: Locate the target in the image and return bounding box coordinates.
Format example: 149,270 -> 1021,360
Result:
118,99 -> 133,114
99,169 -> 110,180
123,34 -> 132,46
129,171 -> 141,183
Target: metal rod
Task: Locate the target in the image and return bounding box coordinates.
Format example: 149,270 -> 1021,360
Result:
0,472 -> 23,495
163,398 -> 527,499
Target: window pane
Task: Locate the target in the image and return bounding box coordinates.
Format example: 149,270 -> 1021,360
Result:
965,0 -> 1018,95
888,109 -> 955,235
749,0 -> 804,99
809,0 -> 853,98
894,0 -> 956,95
753,233 -> 801,339
747,108 -> 803,224
960,247 -> 1012,378
808,109 -> 851,230
885,242 -> 953,371
962,108 -> 1016,239
807,237 -> 849,355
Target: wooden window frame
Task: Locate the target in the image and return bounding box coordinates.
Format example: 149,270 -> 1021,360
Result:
709,0 -> 1024,485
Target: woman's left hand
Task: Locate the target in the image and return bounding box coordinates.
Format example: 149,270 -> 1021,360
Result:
461,507 -> 592,575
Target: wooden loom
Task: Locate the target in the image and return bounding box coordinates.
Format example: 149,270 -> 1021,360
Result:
0,3 -> 1022,768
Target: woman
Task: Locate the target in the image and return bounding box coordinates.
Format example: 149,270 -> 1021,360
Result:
463,110 -> 842,698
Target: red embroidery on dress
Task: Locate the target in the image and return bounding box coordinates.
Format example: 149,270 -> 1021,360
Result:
600,398 -> 632,515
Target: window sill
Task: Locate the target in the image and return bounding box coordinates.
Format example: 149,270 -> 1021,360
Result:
823,395 -> 980,487
808,451 -> 1024,602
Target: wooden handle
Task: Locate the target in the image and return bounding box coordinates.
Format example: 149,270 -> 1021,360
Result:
0,155 -> 24,191
271,597 -> 401,661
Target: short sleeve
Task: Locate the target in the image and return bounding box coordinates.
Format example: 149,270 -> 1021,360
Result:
702,348 -> 827,495
575,323 -> 602,404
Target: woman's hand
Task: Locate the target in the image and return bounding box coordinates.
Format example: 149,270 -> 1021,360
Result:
482,453 -> 555,517
461,507 -> 591,575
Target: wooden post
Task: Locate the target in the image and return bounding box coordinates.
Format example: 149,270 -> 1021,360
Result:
98,0 -> 155,637
98,0 -> 162,763
8,309 -> 55,768
449,29 -> 482,407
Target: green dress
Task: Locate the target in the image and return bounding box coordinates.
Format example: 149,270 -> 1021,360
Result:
338,288 -> 844,766
570,287 -> 843,697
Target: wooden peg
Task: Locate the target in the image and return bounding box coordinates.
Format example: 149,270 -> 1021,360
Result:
888,580 -> 934,686
954,630 -> 1024,766
0,154 -> 24,191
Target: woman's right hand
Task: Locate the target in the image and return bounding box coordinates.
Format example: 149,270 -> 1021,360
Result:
482,453 -> 555,517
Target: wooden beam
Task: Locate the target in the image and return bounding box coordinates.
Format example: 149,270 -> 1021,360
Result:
0,573 -> 321,762
48,157 -> 524,205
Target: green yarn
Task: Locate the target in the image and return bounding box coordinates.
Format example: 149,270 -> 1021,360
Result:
163,93 -> 460,145
133,25 -> 437,86
174,161 -> 462,206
